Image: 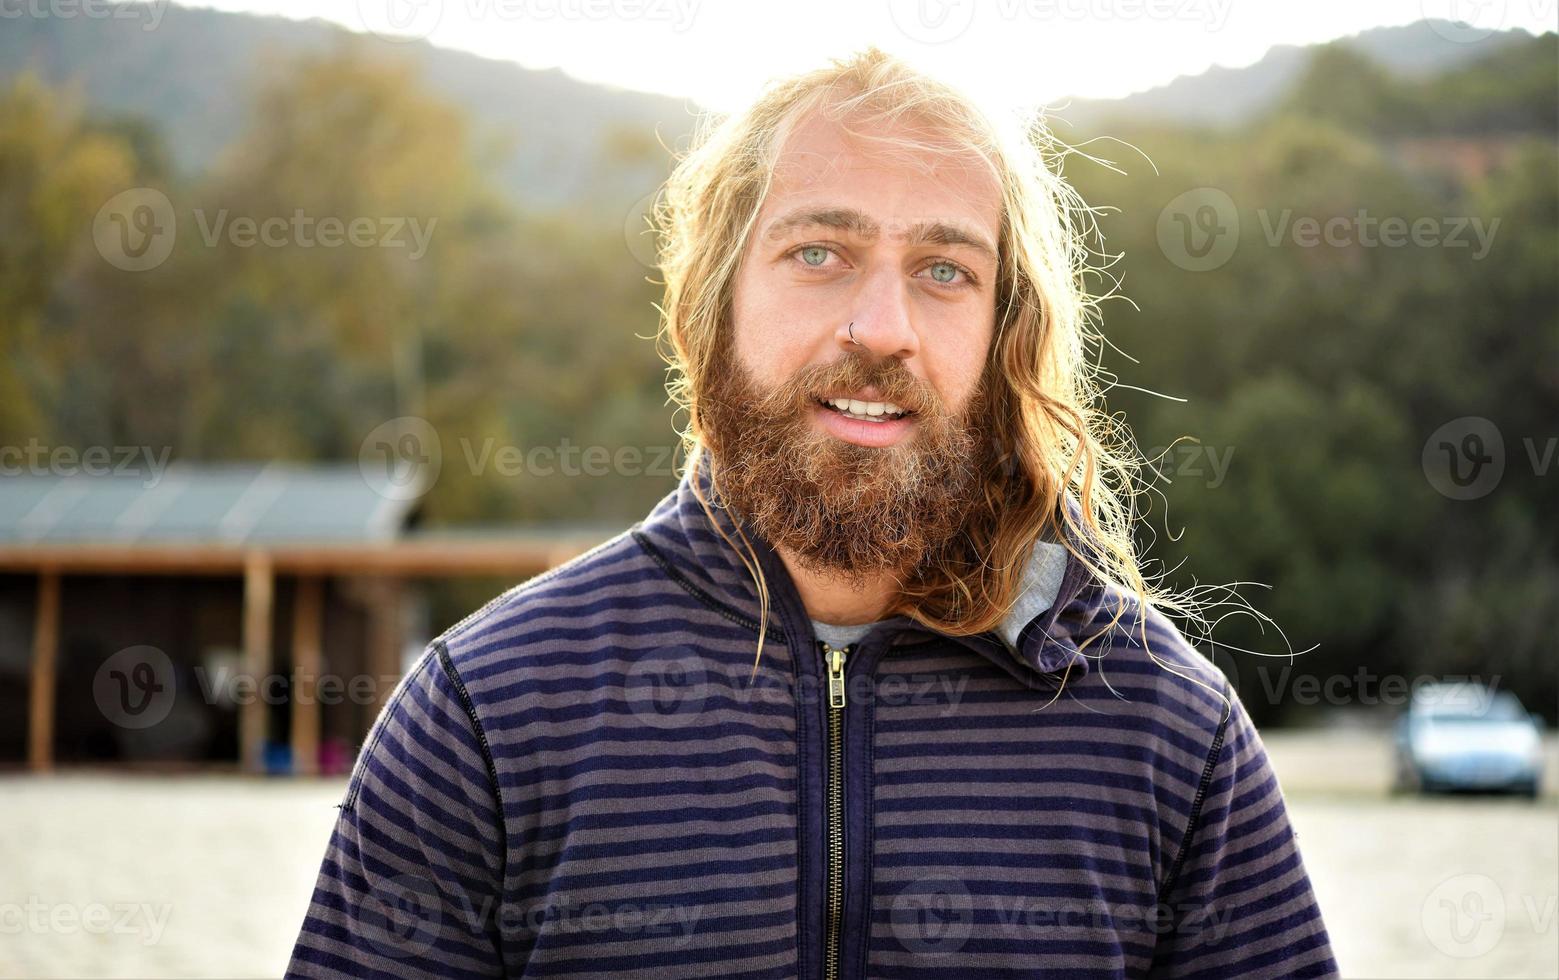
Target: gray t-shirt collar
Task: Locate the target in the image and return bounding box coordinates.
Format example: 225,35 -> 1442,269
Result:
809,540 -> 1069,651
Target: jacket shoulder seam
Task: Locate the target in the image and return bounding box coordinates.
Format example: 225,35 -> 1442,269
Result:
1156,680 -> 1236,905
630,528 -> 788,644
435,638 -> 509,888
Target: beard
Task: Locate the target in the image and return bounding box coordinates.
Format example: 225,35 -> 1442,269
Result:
698,338 -> 996,589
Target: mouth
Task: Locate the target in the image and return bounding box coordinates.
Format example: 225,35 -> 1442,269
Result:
809,396 -> 918,449
812,396 -> 915,423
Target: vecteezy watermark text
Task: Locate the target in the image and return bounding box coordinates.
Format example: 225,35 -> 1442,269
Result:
0,899 -> 172,947
93,188 -> 439,271
190,209 -> 437,259
0,0 -> 167,30
461,437 -> 678,479
1256,210 -> 1499,260
1157,187 -> 1504,272
0,440 -> 171,487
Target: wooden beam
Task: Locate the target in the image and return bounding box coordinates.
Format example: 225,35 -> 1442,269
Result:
239,552 -> 274,774
0,536 -> 607,577
27,570 -> 61,771
289,576 -> 324,777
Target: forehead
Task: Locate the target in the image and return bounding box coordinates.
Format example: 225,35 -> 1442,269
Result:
759,110 -> 1001,247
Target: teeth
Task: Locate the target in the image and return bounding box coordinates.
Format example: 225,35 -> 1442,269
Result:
823,397 -> 908,421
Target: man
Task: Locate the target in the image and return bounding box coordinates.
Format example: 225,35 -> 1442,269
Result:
288,48 -> 1339,979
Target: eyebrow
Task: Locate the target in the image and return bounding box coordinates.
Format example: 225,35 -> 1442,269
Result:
762,205 -> 998,265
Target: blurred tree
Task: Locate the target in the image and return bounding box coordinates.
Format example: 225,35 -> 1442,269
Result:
1060,44 -> 1557,722
2,35 -> 1551,715
0,74 -> 137,442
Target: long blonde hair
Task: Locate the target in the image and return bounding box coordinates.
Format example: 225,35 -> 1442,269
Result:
651,46 -> 1220,693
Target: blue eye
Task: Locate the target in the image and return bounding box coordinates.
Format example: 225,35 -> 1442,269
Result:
789,245 -> 976,289
921,260 -> 976,288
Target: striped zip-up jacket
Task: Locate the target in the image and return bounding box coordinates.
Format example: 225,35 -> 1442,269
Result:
287,466 -> 1340,979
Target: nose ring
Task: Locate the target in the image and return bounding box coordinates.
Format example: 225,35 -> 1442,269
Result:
848,321 -> 861,345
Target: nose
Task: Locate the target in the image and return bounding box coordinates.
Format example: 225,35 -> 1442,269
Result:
836,275 -> 919,360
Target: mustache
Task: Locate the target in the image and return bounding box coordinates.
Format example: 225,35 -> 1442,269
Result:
782,352 -> 943,416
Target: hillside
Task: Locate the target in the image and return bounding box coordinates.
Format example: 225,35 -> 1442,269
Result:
1058,19 -> 1540,129
0,4 -> 699,210
1,6 -> 1548,211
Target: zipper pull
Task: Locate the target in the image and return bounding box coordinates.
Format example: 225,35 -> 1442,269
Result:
822,642 -> 848,709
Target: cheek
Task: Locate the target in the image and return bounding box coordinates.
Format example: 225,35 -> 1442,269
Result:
731,277 -> 824,384
927,321 -> 994,408
731,306 -> 786,386
728,270 -> 768,378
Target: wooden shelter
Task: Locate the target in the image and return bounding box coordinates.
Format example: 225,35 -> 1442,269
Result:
0,464 -> 608,774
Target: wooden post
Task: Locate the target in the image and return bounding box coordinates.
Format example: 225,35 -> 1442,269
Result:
240,552 -> 273,773
290,576 -> 324,777
27,570 -> 61,771
365,578 -> 405,731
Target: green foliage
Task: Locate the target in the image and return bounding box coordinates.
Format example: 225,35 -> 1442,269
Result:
1062,41 -> 1557,722
1283,33 -> 1558,136
1,42 -> 674,527
1,36 -> 1553,721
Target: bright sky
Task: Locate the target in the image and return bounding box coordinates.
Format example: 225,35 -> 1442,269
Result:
184,0 -> 1556,112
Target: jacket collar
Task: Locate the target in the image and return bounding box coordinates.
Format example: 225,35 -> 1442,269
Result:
631,462 -> 1098,687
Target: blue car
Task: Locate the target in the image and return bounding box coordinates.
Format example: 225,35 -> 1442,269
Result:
1395,684 -> 1544,798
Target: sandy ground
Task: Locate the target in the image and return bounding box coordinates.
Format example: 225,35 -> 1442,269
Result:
0,774 -> 342,979
1263,731 -> 1559,980
1,733 -> 1555,979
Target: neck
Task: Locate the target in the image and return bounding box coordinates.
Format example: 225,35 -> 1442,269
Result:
774,544 -> 898,625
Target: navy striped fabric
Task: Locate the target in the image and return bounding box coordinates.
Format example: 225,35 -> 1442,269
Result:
287,466 -> 1339,978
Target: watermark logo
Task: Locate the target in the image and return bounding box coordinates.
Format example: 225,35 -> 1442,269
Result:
1422,416 -> 1504,500
360,873 -> 443,959
93,188 -> 176,272
1423,873 -> 1506,958
623,190 -> 661,269
891,874 -> 975,954
360,416 -> 443,501
1157,187 -> 1239,272
888,0 -> 976,43
357,0 -> 443,41
93,645 -> 176,730
1421,0 -> 1509,43
625,647 -> 710,728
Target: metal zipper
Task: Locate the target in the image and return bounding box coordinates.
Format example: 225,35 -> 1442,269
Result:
819,640 -> 851,980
